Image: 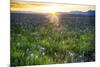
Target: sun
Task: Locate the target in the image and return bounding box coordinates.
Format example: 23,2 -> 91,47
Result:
50,12 -> 57,16
44,5 -> 61,13
45,5 -> 60,26
44,5 -> 60,17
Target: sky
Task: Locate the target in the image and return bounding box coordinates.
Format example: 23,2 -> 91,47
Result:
11,0 -> 95,5
11,0 -> 95,13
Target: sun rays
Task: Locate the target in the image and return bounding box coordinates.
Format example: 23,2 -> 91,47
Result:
43,5 -> 60,26
47,12 -> 59,27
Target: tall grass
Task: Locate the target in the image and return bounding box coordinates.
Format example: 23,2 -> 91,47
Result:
11,13 -> 95,66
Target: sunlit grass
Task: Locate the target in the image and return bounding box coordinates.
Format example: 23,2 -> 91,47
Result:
11,13 -> 95,66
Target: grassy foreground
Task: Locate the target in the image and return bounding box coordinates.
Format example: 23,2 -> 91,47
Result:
11,13 -> 95,66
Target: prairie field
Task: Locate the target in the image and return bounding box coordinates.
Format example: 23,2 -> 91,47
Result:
11,12 -> 95,66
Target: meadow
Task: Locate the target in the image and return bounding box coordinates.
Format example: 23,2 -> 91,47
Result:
11,12 -> 95,66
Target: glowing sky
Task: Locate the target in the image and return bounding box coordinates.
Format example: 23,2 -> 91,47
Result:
11,0 -> 95,5
11,0 -> 95,13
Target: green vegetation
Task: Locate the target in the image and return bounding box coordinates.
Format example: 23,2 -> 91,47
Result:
11,13 -> 95,66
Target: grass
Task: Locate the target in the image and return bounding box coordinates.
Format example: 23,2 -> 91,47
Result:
11,13 -> 95,66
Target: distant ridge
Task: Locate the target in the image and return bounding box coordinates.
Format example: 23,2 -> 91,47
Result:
11,11 -> 33,14
11,10 -> 95,16
69,10 -> 95,15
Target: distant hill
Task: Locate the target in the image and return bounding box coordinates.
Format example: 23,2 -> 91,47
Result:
11,11 -> 49,15
69,10 -> 95,15
11,10 -> 95,16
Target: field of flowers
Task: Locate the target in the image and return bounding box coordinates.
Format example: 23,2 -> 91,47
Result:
11,13 -> 95,66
